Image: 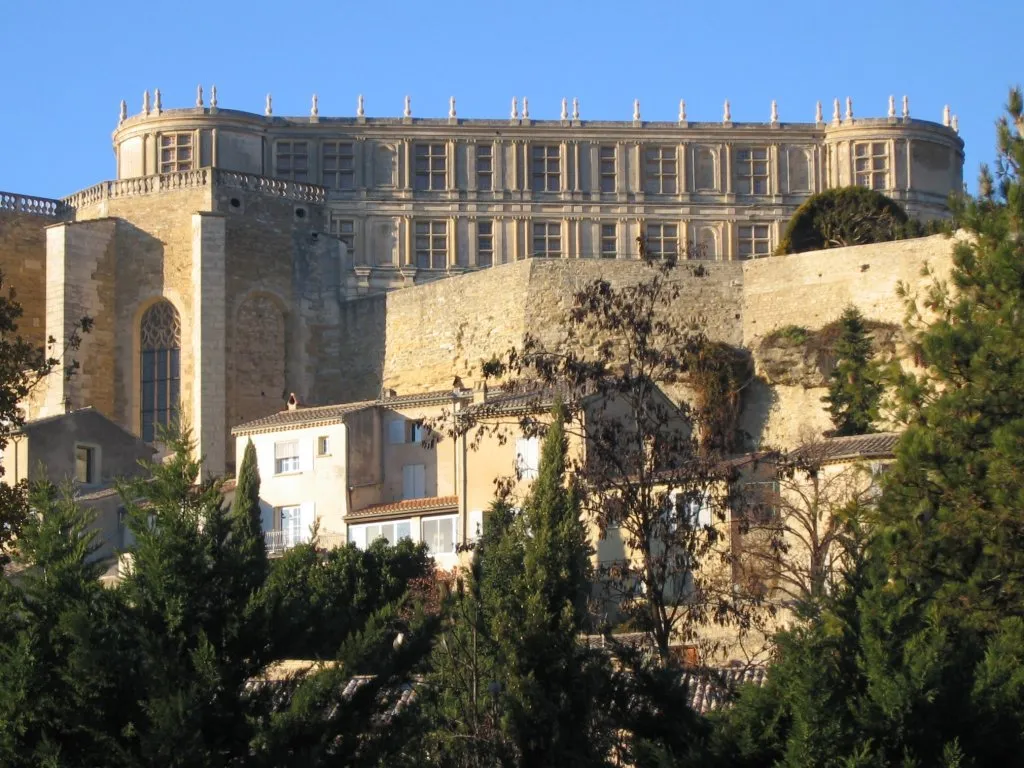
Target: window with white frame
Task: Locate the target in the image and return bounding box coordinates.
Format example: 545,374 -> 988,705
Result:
531,144 -> 560,192
600,223 -> 617,259
414,143 -> 447,191
402,463 -> 426,500
532,221 -> 561,258
477,221 -> 494,267
737,224 -> 772,259
515,436 -> 540,480
75,445 -> 97,484
415,221 -> 448,269
422,515 -> 457,555
854,142 -> 889,190
274,440 -> 300,474
644,146 -> 677,194
279,505 -> 303,546
735,147 -> 770,195
322,141 -> 355,189
275,141 -> 309,181
159,133 -> 193,174
645,223 -> 679,259
599,146 -> 617,193
468,509 -> 484,542
476,144 -> 493,191
350,519 -> 413,549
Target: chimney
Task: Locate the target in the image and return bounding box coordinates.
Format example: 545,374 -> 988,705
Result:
286,393 -> 302,411
380,387 -> 397,400
473,380 -> 489,405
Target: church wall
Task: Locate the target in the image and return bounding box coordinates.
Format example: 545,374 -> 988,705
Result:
0,210 -> 50,350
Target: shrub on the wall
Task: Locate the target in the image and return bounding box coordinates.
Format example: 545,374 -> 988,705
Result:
777,187 -> 911,255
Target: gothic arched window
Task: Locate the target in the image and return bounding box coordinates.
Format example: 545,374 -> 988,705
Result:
140,300 -> 180,442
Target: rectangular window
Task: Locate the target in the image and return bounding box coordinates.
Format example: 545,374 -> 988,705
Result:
600,223 -> 617,259
415,221 -> 448,269
402,463 -> 426,500
532,221 -> 561,258
735,147 -> 770,195
422,515 -> 457,555
329,217 -> 355,252
408,420 -> 425,444
274,440 -> 300,474
477,221 -> 494,267
599,146 -> 617,193
515,436 -> 541,480
854,142 -> 889,190
414,143 -> 447,191
159,132 -> 193,174
645,223 -> 679,259
275,141 -> 309,182
317,436 -> 331,456
75,445 -> 96,484
468,509 -> 484,542
476,144 -> 493,191
322,141 -> 355,189
644,146 -> 677,194
531,144 -> 561,192
737,224 -> 772,259
278,505 -> 302,547
350,519 -> 413,549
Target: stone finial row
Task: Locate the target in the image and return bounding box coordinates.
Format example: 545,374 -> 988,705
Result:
119,92 -> 959,132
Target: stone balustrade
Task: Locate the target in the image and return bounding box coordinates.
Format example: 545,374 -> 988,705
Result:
58,167 -> 325,212
0,191 -> 66,217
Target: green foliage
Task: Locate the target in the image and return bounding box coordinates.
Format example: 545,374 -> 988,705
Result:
229,439 -> 268,598
822,306 -> 883,436
777,186 -> 911,255
764,325 -> 811,346
684,341 -> 753,455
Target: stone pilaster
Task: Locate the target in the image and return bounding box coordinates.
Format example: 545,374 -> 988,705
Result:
190,211 -> 227,476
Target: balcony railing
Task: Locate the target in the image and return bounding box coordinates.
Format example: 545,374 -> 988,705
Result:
264,529 -> 346,556
0,191 -> 67,218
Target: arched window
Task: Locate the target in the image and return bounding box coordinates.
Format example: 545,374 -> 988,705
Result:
140,300 -> 180,442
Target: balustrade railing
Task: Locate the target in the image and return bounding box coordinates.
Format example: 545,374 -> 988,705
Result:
0,191 -> 66,217
214,169 -> 326,203
264,529 -> 346,556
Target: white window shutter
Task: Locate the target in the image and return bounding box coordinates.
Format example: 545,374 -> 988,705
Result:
389,419 -> 406,444
403,465 -> 415,499
515,438 -> 527,475
415,464 -> 425,497
300,501 -> 315,542
529,437 -> 540,474
300,438 -> 315,472
469,509 -> 484,542
255,440 -> 273,481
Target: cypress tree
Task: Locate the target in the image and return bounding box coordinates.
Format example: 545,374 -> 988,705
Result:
823,305 -> 882,436
230,439 -> 268,597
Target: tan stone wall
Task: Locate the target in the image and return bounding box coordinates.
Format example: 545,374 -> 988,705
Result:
0,210 -> 50,350
380,258 -> 745,394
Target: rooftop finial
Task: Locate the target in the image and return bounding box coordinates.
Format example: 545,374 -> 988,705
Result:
403,95 -> 411,118
770,99 -> 779,124
449,96 -> 457,119
561,97 -> 568,121
634,98 -> 641,122
522,97 -> 529,119
142,90 -> 150,116
902,95 -> 909,120
311,93 -> 319,118
845,96 -> 853,121
154,88 -> 162,114
943,104 -> 951,127
888,94 -> 896,119
119,99 -> 127,125
196,85 -> 204,108
572,97 -> 579,121
815,100 -> 823,124
210,85 -> 218,109
510,96 -> 518,120
832,98 -> 841,124
265,93 -> 273,116
678,98 -> 687,122
357,94 -> 365,118
951,114 -> 959,133
723,99 -> 731,123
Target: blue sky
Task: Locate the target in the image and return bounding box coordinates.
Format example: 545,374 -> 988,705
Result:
2,0 -> 1020,198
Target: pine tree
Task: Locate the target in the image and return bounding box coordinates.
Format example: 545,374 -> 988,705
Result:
230,439 -> 268,599
823,305 -> 882,436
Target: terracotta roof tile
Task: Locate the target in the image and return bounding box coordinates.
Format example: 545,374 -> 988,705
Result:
790,432 -> 901,463
348,495 -> 458,521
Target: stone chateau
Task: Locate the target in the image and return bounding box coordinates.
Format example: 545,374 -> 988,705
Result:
0,89 -> 964,476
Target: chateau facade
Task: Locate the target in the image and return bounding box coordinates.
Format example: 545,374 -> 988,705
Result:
0,90 -> 964,476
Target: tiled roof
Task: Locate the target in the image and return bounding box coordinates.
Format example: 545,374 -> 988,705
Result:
462,383 -> 571,418
348,495 -> 459,521
231,390 -> 469,435
680,666 -> 769,714
790,432 -> 901,464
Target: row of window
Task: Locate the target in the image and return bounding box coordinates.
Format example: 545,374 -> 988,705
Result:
332,217 -> 775,262
348,513 -> 461,555
158,131 -> 892,195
